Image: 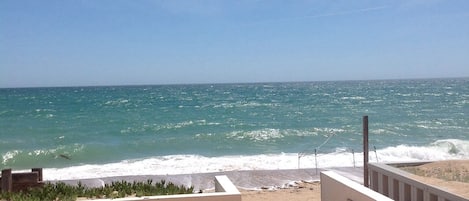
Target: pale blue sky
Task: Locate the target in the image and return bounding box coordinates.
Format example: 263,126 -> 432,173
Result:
1,0 -> 468,87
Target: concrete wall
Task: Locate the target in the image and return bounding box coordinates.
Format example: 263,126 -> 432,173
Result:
321,171 -> 393,201
1,168 -> 44,192
88,175 -> 241,201
368,163 -> 467,201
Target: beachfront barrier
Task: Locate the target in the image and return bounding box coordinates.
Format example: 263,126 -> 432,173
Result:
1,173 -> 240,201
82,175 -> 241,201
0,168 -> 44,193
368,162 -> 467,201
1,171 -> 240,201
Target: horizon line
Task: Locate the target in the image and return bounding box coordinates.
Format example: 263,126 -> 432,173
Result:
1,76 -> 467,89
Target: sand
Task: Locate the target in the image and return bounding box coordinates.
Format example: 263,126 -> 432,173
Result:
400,160 -> 469,199
242,160 -> 469,201
240,181 -> 321,201
57,167 -> 361,201
53,161 -> 469,201
57,167 -> 362,191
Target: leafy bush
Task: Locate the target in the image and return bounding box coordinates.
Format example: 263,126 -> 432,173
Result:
0,180 -> 194,201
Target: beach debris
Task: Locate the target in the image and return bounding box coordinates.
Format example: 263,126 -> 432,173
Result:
301,179 -> 319,184
260,186 -> 278,191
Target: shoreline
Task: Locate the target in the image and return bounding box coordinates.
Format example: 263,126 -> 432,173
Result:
17,160 -> 469,201
53,167 -> 363,191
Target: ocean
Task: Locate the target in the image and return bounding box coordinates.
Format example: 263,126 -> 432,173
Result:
1,78 -> 468,180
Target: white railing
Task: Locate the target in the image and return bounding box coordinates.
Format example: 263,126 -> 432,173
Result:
368,163 -> 466,201
321,171 -> 393,201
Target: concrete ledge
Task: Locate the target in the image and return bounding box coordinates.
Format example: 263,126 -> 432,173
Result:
321,171 -> 393,201
214,175 -> 240,194
87,175 -> 241,201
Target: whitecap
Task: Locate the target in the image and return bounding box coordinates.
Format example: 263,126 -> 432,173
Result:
227,129 -> 284,141
38,139 -> 469,180
2,150 -> 21,164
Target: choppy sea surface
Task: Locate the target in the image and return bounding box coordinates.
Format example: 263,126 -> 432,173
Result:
1,78 -> 468,180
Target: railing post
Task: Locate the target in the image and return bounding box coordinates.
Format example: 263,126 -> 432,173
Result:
32,168 -> 43,181
399,181 -> 406,201
363,115 -> 369,187
1,169 -> 13,193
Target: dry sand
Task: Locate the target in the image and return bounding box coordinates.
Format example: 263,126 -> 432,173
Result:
401,160 -> 469,199
240,181 -> 321,201
241,160 -> 469,201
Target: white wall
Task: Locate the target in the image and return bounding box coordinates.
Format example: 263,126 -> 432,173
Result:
321,171 -> 394,201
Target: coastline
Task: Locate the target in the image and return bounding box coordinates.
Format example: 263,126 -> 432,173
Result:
50,167 -> 356,201
53,167 -> 363,191
15,160 -> 469,201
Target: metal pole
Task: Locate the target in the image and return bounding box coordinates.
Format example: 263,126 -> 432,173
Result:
314,149 -> 318,175
298,153 -> 300,169
363,116 -> 369,187
374,146 -> 379,162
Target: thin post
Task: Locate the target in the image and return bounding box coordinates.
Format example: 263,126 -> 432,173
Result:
374,146 -> 379,162
352,149 -> 356,168
1,169 -> 13,193
363,116 -> 369,187
314,149 -> 318,175
298,153 -> 300,169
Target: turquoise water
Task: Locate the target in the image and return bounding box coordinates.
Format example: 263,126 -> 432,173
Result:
1,78 -> 468,179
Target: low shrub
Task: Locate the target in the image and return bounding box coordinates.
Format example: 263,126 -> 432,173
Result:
0,179 -> 194,201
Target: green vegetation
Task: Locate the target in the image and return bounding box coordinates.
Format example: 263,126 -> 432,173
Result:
0,180 -> 194,201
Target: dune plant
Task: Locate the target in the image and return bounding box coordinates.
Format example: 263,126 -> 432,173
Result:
0,180 -> 194,201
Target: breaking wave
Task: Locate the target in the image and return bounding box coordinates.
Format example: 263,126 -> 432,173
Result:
37,139 -> 469,180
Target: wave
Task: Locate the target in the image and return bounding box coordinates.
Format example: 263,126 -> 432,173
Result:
120,120 -> 221,134
226,129 -> 284,141
1,144 -> 84,168
212,101 -> 278,109
224,127 -> 347,142
104,99 -> 130,105
38,139 -> 469,180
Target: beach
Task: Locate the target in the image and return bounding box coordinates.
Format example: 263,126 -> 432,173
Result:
57,167 -> 362,191
51,167 -> 361,201
51,161 -> 469,200
240,181 -> 321,201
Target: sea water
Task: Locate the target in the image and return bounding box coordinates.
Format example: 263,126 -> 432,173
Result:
1,78 -> 468,180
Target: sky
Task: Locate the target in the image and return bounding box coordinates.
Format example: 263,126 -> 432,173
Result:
1,0 -> 469,88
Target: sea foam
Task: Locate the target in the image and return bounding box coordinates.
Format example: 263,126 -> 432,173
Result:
42,139 -> 469,180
